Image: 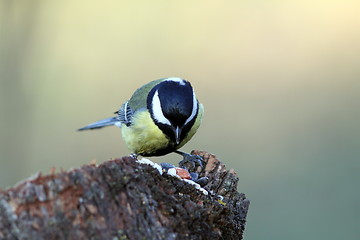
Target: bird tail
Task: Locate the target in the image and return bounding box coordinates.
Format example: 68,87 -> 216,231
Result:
78,117 -> 119,131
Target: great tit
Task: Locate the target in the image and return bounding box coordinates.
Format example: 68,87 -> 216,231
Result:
78,77 -> 204,164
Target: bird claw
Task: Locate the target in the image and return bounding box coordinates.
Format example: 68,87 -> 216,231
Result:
176,151 -> 204,170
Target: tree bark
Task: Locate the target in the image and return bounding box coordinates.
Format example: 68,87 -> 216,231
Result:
0,150 -> 249,240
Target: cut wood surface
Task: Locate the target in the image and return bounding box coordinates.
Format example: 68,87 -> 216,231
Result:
0,150 -> 249,240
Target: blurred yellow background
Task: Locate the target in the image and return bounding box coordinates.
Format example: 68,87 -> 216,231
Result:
1,1 -> 359,239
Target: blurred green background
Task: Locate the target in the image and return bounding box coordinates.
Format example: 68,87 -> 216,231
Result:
1,0 -> 359,239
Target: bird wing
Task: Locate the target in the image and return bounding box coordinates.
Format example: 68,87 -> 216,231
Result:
117,101 -> 133,127
117,79 -> 165,126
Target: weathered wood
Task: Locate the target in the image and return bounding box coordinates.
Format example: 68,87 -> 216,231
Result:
0,151 -> 249,240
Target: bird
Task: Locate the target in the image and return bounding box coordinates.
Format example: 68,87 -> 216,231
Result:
78,77 -> 204,167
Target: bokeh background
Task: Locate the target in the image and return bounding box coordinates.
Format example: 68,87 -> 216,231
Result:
1,1 -> 359,239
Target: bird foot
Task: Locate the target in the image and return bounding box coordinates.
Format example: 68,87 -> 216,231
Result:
175,151 -> 204,171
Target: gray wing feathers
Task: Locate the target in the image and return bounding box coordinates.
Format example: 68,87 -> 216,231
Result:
118,101 -> 133,127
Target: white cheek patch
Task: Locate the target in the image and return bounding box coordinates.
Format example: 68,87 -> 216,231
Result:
152,90 -> 171,125
184,91 -> 198,125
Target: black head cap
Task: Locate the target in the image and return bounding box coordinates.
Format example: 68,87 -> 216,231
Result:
158,80 -> 193,125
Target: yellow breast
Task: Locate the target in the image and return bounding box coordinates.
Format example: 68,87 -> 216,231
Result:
121,110 -> 170,155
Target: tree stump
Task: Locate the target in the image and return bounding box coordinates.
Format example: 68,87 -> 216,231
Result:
0,150 -> 249,240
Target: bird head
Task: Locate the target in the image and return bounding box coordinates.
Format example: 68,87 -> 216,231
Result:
147,78 -> 199,146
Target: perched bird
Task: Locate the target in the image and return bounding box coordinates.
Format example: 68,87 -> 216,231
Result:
78,77 -> 204,166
